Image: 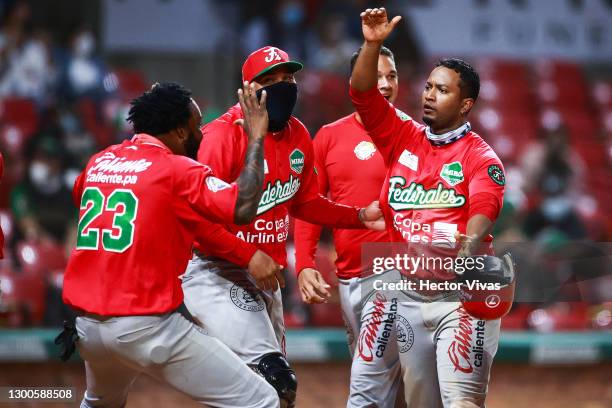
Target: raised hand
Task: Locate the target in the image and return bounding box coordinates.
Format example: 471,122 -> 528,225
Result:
360,7 -> 402,43
233,82 -> 268,224
234,81 -> 268,141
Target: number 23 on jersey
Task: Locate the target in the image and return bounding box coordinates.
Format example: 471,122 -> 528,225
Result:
76,187 -> 139,253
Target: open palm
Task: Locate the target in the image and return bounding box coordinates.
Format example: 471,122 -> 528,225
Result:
361,7 -> 402,43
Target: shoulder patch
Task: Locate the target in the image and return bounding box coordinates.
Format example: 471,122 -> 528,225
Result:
205,176 -> 231,192
487,164 -> 505,186
395,108 -> 410,122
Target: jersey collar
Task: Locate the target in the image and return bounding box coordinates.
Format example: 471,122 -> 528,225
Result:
131,133 -> 172,153
425,122 -> 471,146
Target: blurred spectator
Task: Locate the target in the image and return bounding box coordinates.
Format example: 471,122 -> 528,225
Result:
307,12 -> 360,74
9,135 -> 76,245
57,27 -> 108,102
521,125 -> 587,241
0,1 -> 55,103
241,0 -> 312,63
56,105 -> 96,168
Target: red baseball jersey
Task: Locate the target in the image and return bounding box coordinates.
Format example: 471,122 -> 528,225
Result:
193,104 -> 363,269
350,86 -> 505,280
63,134 -> 238,315
293,113 -> 390,279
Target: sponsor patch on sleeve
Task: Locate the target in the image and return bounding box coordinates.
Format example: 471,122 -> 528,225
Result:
205,176 -> 231,192
395,108 -> 411,122
487,164 -> 505,186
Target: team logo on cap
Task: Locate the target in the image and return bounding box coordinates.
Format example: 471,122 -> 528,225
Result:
354,141 -> 377,160
289,149 -> 305,174
264,47 -> 282,63
230,284 -> 265,312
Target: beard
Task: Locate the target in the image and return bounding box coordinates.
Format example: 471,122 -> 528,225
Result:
184,132 -> 201,160
422,115 -> 434,126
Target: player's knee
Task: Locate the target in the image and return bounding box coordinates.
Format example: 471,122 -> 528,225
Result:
257,352 -> 297,408
449,399 -> 481,408
252,385 -> 281,408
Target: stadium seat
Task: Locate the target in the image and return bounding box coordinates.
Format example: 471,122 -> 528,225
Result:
111,68 -> 149,101
0,209 -> 14,244
309,302 -> 344,327
0,267 -> 47,327
592,80 -> 612,109
500,304 -> 533,330
13,271 -> 47,326
16,240 -> 67,277
527,302 -> 589,332
0,97 -> 39,138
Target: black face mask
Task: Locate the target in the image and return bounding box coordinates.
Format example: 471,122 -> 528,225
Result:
256,81 -> 298,132
184,131 -> 200,160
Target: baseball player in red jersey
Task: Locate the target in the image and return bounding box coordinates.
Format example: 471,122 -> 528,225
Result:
181,46 -> 384,408
349,8 -> 507,408
61,82 -> 282,407
292,46 -> 403,408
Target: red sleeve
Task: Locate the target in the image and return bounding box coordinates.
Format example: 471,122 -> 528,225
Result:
467,152 -> 505,222
293,127 -> 329,274
72,170 -> 85,207
290,127 -> 363,229
198,114 -> 245,182
193,219 -> 258,268
469,193 -> 501,222
291,195 -> 362,228
349,85 -> 414,165
173,159 -> 238,225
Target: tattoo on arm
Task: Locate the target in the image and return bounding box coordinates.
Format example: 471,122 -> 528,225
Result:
234,138 -> 265,224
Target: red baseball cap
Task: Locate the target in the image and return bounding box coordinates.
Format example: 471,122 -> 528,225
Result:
242,46 -> 303,83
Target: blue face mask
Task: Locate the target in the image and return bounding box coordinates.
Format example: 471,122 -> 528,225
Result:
256,81 -> 298,132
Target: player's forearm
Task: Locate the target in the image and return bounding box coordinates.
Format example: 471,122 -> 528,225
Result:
234,138 -> 265,224
351,41 -> 383,92
293,219 -> 324,272
464,214 -> 494,255
291,195 -> 362,229
194,221 -> 257,268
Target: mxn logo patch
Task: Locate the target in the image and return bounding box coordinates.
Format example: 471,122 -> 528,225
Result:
289,149 -> 305,174
440,162 -> 464,186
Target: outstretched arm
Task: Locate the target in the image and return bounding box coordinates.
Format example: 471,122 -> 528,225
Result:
350,8 -> 414,164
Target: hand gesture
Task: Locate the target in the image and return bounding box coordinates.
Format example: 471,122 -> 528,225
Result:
234,81 -> 268,140
248,249 -> 285,291
455,232 -> 479,259
360,200 -> 386,231
360,7 -> 402,43
298,268 -> 331,304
